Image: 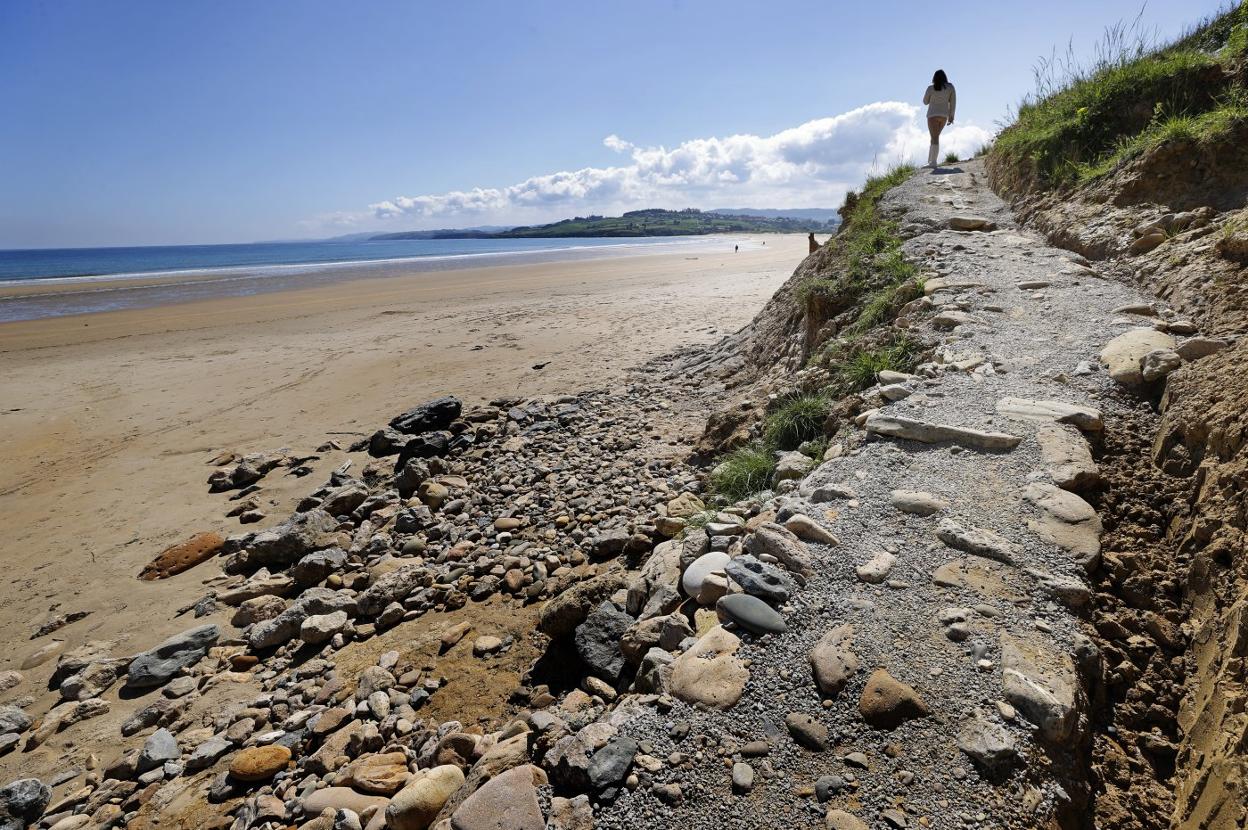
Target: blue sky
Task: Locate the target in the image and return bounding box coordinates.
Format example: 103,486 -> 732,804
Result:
0,0 -> 1230,248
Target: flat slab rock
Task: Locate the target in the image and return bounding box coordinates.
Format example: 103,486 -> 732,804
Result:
1023,483 -> 1103,571
936,519 -> 1016,564
865,413 -> 1021,451
669,625 -> 749,710
994,397 -> 1103,432
1035,423 -> 1102,492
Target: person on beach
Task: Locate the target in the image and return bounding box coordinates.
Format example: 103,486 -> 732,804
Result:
923,69 -> 955,168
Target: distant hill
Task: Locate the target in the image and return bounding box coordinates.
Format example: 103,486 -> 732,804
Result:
711,208 -> 842,225
371,209 -> 833,241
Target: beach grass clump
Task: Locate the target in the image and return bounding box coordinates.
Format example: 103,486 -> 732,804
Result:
993,2 -> 1248,187
709,444 -> 777,502
824,333 -> 923,396
944,152 -> 960,163
764,392 -> 829,451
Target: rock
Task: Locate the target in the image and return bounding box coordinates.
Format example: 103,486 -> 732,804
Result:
249,588 -> 354,650
855,550 -> 896,584
731,762 -> 754,793
994,397 -> 1103,432
472,636 -> 503,657
724,555 -> 794,604
139,532 -> 225,580
681,551 -> 731,604
185,736 -> 232,772
858,669 -> 930,729
574,602 -> 632,682
933,310 -> 981,330
538,573 -> 627,638
321,481 -> 369,517
545,795 -> 594,830
231,594 -> 288,627
124,625 -> 219,690
666,492 -> 706,519
0,779 -> 50,830
390,396 -> 462,434
301,788 -> 389,819
957,717 -> 1020,773
0,672 -> 21,694
864,413 -> 1021,451
218,570 -> 296,605
386,765 -> 465,830
450,764 -> 546,830
292,548 -> 348,584
1140,348 -> 1182,382
246,508 -> 339,566
889,490 -> 948,516
783,514 -> 838,544
810,624 -> 859,698
1026,569 -> 1092,608
1023,483 -> 1102,571
19,642 -> 63,671
1100,328 -> 1176,387
301,610 -> 349,645
949,215 -> 995,231
878,383 -> 913,401
635,648 -> 673,694
356,563 -> 431,616
785,713 -> 829,750
1035,423 -> 1102,492
0,707 -> 31,737
440,622 -> 473,652
587,736 -> 637,791
228,745 -> 291,782
745,523 -> 814,577
1175,337 -> 1228,361
137,728 -> 179,773
1000,634 -> 1079,746
340,752 -> 411,795
545,723 -> 617,792
825,809 -> 870,830
773,451 -> 814,484
669,626 -> 748,709
715,594 -> 787,635
936,519 -> 1015,563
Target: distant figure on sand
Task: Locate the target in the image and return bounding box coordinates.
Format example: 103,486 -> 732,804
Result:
923,69 -> 956,168
735,244 -> 738,252
808,232 -> 820,253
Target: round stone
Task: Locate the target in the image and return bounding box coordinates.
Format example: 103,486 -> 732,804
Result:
228,745 -> 291,782
715,593 -> 787,635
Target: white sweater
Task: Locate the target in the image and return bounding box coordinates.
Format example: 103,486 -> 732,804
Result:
924,84 -> 956,121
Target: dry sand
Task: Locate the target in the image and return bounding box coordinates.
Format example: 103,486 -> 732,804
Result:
0,236 -> 801,775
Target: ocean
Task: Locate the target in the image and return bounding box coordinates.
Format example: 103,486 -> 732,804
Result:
0,235 -> 734,323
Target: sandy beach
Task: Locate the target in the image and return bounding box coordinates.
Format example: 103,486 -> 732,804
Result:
0,235 -> 801,774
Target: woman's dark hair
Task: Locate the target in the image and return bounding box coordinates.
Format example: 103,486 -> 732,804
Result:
933,69 -> 948,91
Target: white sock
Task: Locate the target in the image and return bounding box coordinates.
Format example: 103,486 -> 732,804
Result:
927,144 -> 938,166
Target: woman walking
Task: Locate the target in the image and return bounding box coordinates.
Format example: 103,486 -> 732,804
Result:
923,69 -> 956,168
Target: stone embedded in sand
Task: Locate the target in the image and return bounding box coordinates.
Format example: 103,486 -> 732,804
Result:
1100,328 -> 1175,387
139,531 -> 225,580
933,310 -> 982,330
389,395 -> 462,434
858,668 -> 930,729
994,397 -> 1103,432
865,413 -> 1021,451
890,490 -> 948,516
809,624 -> 859,698
785,712 -> 829,751
1141,348 -> 1182,382
228,745 -> 291,782
783,513 -> 839,544
936,519 -> 1015,564
1023,483 -> 1102,571
1035,423 -> 1101,492
957,717 -> 1020,773
125,624 -> 219,689
669,625 -> 749,710
1000,633 -> 1079,746
339,751 -> 411,795
949,215 -> 995,231
386,764 -> 465,830
855,550 -> 896,584
825,809 -> 870,830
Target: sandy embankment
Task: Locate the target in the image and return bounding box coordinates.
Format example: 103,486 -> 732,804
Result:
0,236 -> 801,772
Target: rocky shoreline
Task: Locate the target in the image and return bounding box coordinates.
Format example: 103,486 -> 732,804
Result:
2,160 -> 1240,830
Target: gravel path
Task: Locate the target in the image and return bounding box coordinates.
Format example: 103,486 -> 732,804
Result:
594,160 -> 1164,830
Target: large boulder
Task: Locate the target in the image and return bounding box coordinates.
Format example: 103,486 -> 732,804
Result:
538,573 -> 627,638
1100,328 -> 1175,387
1000,634 -> 1080,746
669,626 -> 748,709
0,779 -> 50,830
450,764 -> 547,830
574,602 -> 632,682
246,509 -> 340,567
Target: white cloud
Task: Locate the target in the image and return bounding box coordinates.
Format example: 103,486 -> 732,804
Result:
364,102 -> 992,225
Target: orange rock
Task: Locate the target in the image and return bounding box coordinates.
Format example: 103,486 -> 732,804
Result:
139,532 -> 225,580
229,745 -> 292,782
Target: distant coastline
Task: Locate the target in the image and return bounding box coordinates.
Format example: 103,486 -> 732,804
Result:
372,208 -> 839,240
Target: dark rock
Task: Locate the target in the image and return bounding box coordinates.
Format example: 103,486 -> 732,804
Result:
724,555 -> 794,604
715,594 -> 787,635
587,737 -> 637,791
0,778 -> 50,830
574,603 -> 632,682
125,625 -> 219,690
390,396 -> 462,434
291,548 -> 348,584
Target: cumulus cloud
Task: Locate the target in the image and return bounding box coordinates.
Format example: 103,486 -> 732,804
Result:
366,102 -> 991,224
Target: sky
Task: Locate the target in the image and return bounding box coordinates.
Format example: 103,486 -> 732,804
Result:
0,0 -> 1231,248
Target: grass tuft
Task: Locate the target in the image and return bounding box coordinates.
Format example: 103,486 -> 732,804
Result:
764,392 -> 829,451
709,445 -> 776,502
944,152 -> 960,163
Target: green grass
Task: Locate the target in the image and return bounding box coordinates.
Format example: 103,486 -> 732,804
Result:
993,2 -> 1248,187
764,392 -> 829,451
709,445 -> 777,502
944,152 -> 960,163
825,334 -> 923,396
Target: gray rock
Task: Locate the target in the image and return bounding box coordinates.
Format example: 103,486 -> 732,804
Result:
957,717 -> 1020,773
731,762 -> 754,793
301,610 -> 349,645
1036,423 -> 1102,492
865,413 -> 1021,451
185,737 -> 232,772
745,523 -> 813,577
716,594 -> 787,635
0,778 -> 50,830
994,397 -> 1103,432
889,490 -> 948,516
1023,483 -> 1102,571
724,555 -> 794,604
574,602 -> 632,682
1140,348 -> 1182,382
936,519 -> 1015,563
855,550 -> 896,584
125,625 -> 219,690
356,564 -> 432,616
809,624 -> 858,698
291,548 -> 348,584
1001,633 -> 1079,746
587,736 -> 637,791
784,713 -> 828,751
0,707 -> 31,737
137,728 -> 179,773
246,508 -> 339,567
